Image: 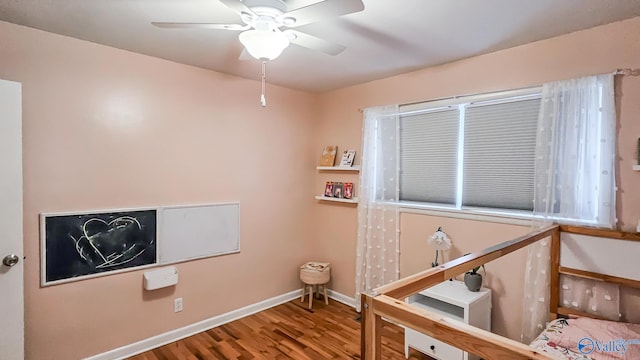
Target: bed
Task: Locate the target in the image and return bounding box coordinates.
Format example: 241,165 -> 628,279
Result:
530,317 -> 640,359
361,225 -> 640,360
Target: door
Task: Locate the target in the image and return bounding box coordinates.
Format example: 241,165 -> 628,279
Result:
0,79 -> 24,359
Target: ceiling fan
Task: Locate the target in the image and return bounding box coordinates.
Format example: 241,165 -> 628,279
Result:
152,0 -> 365,61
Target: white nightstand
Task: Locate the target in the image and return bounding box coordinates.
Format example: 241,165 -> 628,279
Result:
404,279 -> 491,360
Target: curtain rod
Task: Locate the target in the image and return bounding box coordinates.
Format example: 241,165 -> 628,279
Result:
357,85 -> 540,113
357,68 -> 640,113
614,68 -> 640,76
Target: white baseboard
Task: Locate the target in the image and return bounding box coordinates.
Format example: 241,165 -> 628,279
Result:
84,290 -> 300,360
84,288 -> 356,360
327,289 -> 356,308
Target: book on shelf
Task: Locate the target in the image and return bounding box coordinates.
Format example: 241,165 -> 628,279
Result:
339,149 -> 356,167
319,145 -> 338,166
324,181 -> 334,197
333,182 -> 344,198
343,182 -> 354,199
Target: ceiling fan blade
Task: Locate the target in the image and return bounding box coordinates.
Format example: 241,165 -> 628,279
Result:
284,30 -> 345,56
152,22 -> 249,30
283,0 -> 364,27
219,0 -> 257,17
284,0 -> 325,10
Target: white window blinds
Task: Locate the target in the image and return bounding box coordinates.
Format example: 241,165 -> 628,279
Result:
399,108 -> 459,204
398,88 -> 541,212
463,97 -> 540,210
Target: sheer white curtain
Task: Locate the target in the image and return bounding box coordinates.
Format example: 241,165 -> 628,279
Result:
355,105 -> 400,312
521,74 -> 617,343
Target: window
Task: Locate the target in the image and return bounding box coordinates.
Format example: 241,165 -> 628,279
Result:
399,88 -> 542,213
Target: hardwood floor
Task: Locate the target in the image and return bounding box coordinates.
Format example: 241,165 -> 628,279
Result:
128,298 -> 431,360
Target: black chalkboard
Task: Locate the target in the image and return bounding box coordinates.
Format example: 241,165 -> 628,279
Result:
43,209 -> 157,284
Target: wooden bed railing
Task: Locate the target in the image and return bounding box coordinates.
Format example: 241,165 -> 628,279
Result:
361,224 -> 640,360
362,224 -> 560,360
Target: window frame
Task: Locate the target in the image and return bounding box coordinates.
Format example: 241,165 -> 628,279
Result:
396,86 -> 543,221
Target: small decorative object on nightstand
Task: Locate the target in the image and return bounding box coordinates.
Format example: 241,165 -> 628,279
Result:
428,227 -> 452,267
462,253 -> 486,292
404,280 -> 491,360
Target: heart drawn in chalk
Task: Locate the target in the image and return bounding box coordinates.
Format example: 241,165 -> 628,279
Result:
74,216 -> 149,268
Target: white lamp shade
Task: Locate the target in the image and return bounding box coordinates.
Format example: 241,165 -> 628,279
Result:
239,29 -> 290,60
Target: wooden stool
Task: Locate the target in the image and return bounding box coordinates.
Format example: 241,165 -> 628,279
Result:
299,262 -> 330,309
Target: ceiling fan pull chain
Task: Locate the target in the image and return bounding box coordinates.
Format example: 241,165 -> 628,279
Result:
261,60 -> 267,107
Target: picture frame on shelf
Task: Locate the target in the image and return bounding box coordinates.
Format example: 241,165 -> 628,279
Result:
324,181 -> 334,197
343,182 -> 354,199
333,182 -> 344,198
339,149 -> 356,167
319,145 -> 338,166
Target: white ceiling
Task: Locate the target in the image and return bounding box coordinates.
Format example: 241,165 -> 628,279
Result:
2,0 -> 640,92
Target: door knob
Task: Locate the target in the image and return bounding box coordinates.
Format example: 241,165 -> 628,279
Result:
2,254 -> 19,267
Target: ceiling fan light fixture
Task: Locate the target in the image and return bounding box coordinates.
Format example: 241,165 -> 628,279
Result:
239,29 -> 290,60
282,17 -> 296,26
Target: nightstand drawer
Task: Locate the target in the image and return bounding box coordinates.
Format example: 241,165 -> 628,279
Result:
406,328 -> 463,360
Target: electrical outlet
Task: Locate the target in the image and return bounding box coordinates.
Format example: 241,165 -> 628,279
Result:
174,298 -> 183,313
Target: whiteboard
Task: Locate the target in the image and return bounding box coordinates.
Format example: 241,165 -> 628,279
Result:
159,203 -> 240,264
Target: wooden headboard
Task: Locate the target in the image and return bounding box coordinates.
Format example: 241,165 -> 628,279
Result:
550,225 -> 640,321
362,224 -> 640,360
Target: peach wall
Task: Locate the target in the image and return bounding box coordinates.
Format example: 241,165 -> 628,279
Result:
2,13 -> 640,359
314,16 -> 640,341
0,21 -> 318,359
399,214 -> 530,338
